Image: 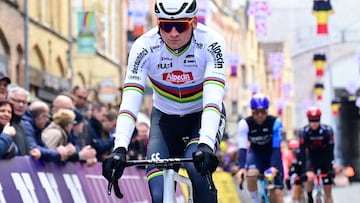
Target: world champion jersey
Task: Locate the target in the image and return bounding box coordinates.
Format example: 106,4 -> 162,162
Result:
114,23 -> 227,150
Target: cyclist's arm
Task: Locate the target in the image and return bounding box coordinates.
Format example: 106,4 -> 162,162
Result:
298,128 -> 307,174
270,118 -> 283,169
198,36 -> 227,149
326,125 -> 335,169
237,119 -> 249,169
113,38 -> 149,151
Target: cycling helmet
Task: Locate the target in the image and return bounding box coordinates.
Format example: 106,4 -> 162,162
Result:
154,0 -> 198,19
250,93 -> 270,110
288,140 -> 299,149
306,106 -> 321,120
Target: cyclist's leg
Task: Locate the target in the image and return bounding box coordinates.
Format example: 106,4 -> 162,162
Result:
305,169 -> 315,203
270,155 -> 284,203
245,150 -> 263,202
184,141 -> 217,203
322,165 -> 334,203
292,177 -> 303,202
146,108 -> 187,203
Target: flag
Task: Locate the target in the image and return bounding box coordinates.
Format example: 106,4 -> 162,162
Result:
312,0 -> 334,35
313,53 -> 326,77
314,83 -> 324,100
247,0 -> 271,37
77,11 -> 96,54
331,99 -> 340,116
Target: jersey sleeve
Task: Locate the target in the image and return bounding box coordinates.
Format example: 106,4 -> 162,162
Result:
198,35 -> 227,149
271,118 -> 283,148
113,37 -> 150,150
237,119 -> 249,149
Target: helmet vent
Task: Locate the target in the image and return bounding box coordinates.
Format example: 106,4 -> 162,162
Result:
159,2 -> 188,16
186,0 -> 197,14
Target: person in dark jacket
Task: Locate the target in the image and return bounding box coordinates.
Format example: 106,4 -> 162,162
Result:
0,99 -> 17,159
23,100 -> 68,162
8,86 -> 30,156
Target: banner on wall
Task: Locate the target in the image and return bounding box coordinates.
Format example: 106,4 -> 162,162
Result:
128,0 -> 149,37
314,82 -> 324,100
77,11 -> 96,54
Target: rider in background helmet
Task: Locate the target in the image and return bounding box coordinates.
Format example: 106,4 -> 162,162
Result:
236,93 -> 285,203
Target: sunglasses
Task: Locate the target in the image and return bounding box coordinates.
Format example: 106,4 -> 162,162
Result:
252,109 -> 267,115
158,18 -> 193,33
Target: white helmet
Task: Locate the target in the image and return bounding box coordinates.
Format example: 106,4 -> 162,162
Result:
154,0 -> 198,19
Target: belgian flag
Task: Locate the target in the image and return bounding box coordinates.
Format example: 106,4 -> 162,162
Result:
313,54 -> 326,77
331,99 -> 340,116
314,82 -> 325,100
312,0 -> 334,34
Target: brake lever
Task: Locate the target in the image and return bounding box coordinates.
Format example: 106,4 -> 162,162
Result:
107,155 -> 124,199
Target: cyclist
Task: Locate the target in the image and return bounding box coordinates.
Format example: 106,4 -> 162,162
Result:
299,106 -> 335,203
102,0 -> 227,202
285,139 -> 304,203
236,93 -> 284,203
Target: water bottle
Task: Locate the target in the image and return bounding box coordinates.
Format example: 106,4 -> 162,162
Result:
265,168 -> 275,189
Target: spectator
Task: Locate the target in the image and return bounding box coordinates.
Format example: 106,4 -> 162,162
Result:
51,94 -> 97,166
52,94 -> 75,113
88,102 -> 111,161
41,109 -> 76,155
97,109 -> 117,161
8,86 -> 31,156
83,102 -> 93,120
72,85 -> 89,114
71,109 -> 90,148
22,101 -> 69,162
0,99 -> 17,159
0,72 -> 11,99
136,122 -> 149,158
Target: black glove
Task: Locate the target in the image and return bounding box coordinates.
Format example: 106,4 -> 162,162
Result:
192,143 -> 219,176
102,147 -> 127,182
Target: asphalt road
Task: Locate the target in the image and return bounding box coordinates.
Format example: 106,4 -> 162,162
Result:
333,182 -> 360,202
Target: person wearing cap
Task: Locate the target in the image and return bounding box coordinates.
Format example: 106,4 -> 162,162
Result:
299,106 -> 335,203
102,0 -> 227,202
0,72 -> 11,99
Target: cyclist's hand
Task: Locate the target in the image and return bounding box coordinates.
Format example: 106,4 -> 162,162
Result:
236,168 -> 246,183
102,147 -> 127,182
192,143 -> 219,176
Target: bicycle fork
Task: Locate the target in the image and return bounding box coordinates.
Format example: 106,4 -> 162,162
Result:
163,169 -> 194,203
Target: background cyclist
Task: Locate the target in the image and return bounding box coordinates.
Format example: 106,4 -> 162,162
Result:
299,106 -> 335,203
236,93 -> 284,203
284,139 -> 303,203
102,0 -> 227,202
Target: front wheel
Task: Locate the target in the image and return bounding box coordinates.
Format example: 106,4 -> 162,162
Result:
315,192 -> 323,203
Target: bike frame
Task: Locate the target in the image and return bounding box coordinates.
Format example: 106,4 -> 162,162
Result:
314,169 -> 324,203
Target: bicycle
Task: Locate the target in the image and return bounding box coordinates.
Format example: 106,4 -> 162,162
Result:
239,171 -> 276,203
107,152 -> 216,203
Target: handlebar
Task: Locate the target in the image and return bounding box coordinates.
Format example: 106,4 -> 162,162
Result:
108,153 -> 215,199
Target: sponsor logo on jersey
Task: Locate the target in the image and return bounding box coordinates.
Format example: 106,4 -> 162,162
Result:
161,57 -> 172,61
150,45 -> 160,52
194,40 -> 203,49
157,62 -> 173,69
184,54 -> 196,67
163,70 -> 194,84
132,48 -> 149,74
128,75 -> 141,81
208,42 -> 224,69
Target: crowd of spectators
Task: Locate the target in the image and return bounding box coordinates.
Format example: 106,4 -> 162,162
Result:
0,72 -> 149,167
0,71 -> 235,173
